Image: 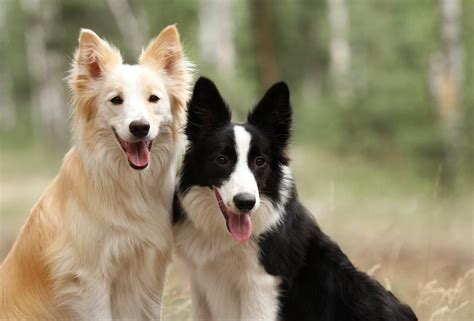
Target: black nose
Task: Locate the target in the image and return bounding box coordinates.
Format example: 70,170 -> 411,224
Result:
129,120 -> 150,138
233,193 -> 256,212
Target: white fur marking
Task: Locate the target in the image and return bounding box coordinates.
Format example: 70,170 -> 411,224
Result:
218,126 -> 260,213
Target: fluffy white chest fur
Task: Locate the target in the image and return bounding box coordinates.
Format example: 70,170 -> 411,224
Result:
174,218 -> 281,321
45,148 -> 176,320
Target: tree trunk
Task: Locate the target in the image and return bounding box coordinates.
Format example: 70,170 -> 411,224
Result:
327,0 -> 351,100
250,0 -> 278,92
429,0 -> 464,187
105,0 -> 148,57
198,0 -> 236,76
0,1 -> 16,130
21,0 -> 68,147
0,73 -> 16,130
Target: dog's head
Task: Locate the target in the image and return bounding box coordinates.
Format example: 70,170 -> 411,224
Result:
179,77 -> 293,242
69,26 -> 192,170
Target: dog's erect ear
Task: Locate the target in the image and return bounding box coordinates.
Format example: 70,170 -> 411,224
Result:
139,25 -> 188,79
186,77 -> 231,140
139,25 -> 193,128
248,82 -> 292,151
75,29 -> 122,79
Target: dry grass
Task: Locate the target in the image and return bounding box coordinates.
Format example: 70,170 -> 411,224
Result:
417,269 -> 473,321
0,145 -> 472,320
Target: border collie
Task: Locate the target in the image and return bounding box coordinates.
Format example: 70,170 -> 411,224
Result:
173,77 -> 417,321
0,26 -> 192,320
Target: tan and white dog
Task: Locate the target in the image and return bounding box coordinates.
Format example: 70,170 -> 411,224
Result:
0,25 -> 192,320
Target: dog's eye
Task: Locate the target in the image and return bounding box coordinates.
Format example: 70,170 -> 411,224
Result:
215,155 -> 228,166
255,157 -> 266,167
149,95 -> 160,103
110,96 -> 123,105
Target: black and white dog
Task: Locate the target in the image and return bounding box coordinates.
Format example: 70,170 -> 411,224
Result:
173,77 -> 417,321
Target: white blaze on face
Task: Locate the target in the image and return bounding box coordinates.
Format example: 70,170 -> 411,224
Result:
219,125 -> 260,212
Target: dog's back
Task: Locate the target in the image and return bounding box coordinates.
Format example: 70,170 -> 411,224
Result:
0,203 -> 59,320
259,199 -> 418,321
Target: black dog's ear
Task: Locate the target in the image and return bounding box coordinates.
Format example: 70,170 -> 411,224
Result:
248,82 -> 292,151
186,77 -> 231,140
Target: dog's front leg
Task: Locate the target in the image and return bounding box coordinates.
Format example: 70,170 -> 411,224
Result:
189,275 -> 213,321
111,248 -> 170,320
240,274 -> 280,321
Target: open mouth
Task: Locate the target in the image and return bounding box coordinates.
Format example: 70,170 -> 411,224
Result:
214,187 -> 252,242
113,129 -> 153,170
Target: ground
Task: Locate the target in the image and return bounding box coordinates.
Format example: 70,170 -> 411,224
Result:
0,144 -> 472,320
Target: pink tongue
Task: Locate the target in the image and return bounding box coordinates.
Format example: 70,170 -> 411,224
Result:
126,141 -> 150,168
228,213 -> 252,242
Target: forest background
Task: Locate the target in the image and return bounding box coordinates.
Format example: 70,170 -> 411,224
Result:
0,0 -> 472,320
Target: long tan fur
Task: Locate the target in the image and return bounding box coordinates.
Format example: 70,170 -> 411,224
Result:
0,25 -> 193,320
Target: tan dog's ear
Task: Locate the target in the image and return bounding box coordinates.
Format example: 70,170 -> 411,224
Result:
139,25 -> 194,134
75,29 -> 122,79
139,25 -> 186,77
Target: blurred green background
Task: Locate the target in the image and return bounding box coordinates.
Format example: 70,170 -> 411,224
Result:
0,0 -> 472,320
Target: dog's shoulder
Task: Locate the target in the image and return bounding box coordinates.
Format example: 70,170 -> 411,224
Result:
257,195 -> 318,282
